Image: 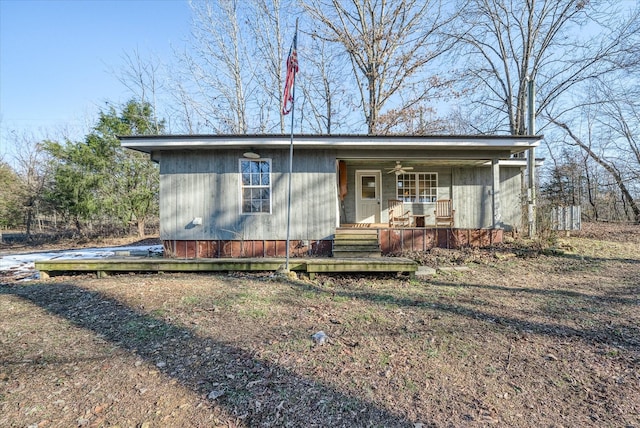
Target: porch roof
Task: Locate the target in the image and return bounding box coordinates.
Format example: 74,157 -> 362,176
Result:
120,134 -> 542,158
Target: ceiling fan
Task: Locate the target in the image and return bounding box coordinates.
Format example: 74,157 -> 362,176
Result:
386,161 -> 414,174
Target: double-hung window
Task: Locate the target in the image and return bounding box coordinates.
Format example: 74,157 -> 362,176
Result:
240,159 -> 271,213
396,173 -> 438,203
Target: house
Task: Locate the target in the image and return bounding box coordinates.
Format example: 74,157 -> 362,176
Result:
119,134 -> 541,258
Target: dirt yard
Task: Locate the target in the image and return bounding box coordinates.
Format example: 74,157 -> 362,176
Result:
1,223 -> 639,427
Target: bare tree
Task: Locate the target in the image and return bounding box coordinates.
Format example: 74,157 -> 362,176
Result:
181,0 -> 253,134
302,0 -> 457,134
0,158 -> 23,241
297,33 -> 353,134
168,77 -> 199,134
453,0 -> 638,135
11,133 -> 52,237
248,0 -> 288,133
595,87 -> 640,188
114,48 -> 165,134
540,147 -> 585,206
536,3 -> 640,222
549,116 -> 640,223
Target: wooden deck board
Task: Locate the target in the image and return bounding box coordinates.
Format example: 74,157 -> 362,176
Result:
35,257 -> 417,279
305,259 -> 416,272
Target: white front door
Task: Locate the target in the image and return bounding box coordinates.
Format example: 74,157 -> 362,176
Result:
355,170 -> 381,223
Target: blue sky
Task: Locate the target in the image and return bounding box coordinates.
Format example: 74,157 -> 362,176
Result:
0,0 -> 191,157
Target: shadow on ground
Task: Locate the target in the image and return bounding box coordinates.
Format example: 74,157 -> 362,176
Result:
297,277 -> 640,353
0,282 -> 415,427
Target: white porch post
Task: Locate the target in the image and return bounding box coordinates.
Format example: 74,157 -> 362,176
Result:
491,158 -> 502,229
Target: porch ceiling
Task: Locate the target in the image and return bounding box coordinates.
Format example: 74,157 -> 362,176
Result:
340,155 -> 532,167
343,158 -> 498,167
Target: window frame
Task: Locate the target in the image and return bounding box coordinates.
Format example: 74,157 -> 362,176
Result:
396,172 -> 438,203
239,158 -> 272,214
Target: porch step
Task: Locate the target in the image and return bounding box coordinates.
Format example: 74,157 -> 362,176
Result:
333,251 -> 382,258
333,228 -> 381,258
333,239 -> 379,246
333,245 -> 381,252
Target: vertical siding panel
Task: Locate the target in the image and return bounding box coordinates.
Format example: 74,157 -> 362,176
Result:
159,162 -> 171,240
180,152 -> 193,240
203,153 -> 214,240
344,163 -> 357,223
272,150 -> 287,240
291,149 -> 304,239
286,149 -> 336,241
195,154 -> 208,240
167,158 -> 179,240
227,152 -> 239,240
452,165 -> 523,230
500,166 -> 523,232
301,151 -> 313,240
381,167 -> 393,224
438,167 -> 453,200
453,167 -> 492,229
173,153 -> 184,240
212,151 -> 239,241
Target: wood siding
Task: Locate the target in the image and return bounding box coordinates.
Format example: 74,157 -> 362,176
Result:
157,152 -> 524,242
452,165 -> 523,230
499,166 -> 524,232
159,149 -> 337,241
452,166 -> 493,229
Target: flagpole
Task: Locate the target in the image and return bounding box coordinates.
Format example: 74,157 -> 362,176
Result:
285,18 -> 298,272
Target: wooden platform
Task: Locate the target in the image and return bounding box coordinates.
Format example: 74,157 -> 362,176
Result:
35,257 -> 418,280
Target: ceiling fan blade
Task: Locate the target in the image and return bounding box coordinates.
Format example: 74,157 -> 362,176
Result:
387,161 -> 414,174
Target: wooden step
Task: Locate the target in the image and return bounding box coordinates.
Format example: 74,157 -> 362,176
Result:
335,228 -> 379,236
334,233 -> 378,239
332,244 -> 381,252
333,238 -> 379,245
332,251 -> 382,258
333,228 -> 381,258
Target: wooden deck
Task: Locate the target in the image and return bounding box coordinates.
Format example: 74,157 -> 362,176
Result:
35,257 -> 418,280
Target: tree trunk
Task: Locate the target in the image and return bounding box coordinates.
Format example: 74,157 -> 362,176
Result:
137,220 -> 146,238
584,164 -> 598,221
25,208 -> 33,238
75,216 -> 83,236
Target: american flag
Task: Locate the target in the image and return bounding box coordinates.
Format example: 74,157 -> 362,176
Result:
282,32 -> 298,116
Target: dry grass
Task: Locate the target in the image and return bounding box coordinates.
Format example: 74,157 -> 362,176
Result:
1,223 -> 639,427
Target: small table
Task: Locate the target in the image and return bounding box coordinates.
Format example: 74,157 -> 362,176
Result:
410,215 -> 429,227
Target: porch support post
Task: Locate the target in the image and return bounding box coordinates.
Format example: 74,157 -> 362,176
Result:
491,158 -> 502,229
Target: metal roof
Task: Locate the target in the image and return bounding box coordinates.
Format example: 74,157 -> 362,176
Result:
120,134 -> 542,156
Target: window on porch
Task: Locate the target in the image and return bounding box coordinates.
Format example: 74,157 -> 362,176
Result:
396,173 -> 438,203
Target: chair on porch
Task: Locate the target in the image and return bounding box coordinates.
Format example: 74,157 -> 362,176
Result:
389,199 -> 411,227
434,199 -> 455,228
